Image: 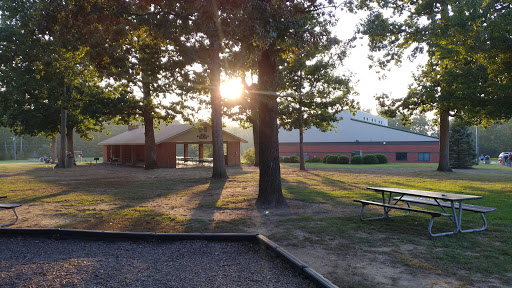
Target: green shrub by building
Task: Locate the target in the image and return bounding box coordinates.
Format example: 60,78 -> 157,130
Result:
326,155 -> 338,164
322,155 -> 330,163
351,155 -> 363,164
375,154 -> 388,164
337,155 -> 349,164
289,155 -> 300,163
363,154 -> 379,164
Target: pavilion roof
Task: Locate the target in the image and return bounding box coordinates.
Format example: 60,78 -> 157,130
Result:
98,123 -> 248,146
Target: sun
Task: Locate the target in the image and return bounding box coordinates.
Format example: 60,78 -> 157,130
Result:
220,78 -> 243,100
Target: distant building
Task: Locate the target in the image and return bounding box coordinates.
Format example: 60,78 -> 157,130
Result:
98,123 -> 247,168
278,111 -> 439,163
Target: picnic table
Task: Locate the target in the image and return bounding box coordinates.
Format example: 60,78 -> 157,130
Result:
0,196 -> 22,227
354,187 -> 496,237
178,157 -> 212,165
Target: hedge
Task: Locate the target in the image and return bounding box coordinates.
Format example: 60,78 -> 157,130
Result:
375,154 -> 388,164
326,155 -> 338,164
362,154 -> 379,164
351,155 -> 363,164
337,155 -> 350,164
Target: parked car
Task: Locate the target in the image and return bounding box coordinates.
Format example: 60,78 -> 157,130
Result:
498,152 -> 512,164
499,152 -> 512,159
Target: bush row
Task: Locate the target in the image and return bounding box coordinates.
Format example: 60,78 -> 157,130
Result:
280,153 -> 388,164
321,153 -> 388,164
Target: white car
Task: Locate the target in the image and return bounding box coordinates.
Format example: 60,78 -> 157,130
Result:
499,152 -> 512,159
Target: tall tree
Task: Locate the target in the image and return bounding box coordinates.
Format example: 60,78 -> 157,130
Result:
449,121 -> 475,168
362,0 -> 512,172
279,39 -> 356,170
71,1 -> 197,169
236,0 -> 340,207
0,0 -> 125,168
189,0 -> 228,178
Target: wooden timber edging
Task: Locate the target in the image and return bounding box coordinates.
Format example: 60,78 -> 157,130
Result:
0,228 -> 337,288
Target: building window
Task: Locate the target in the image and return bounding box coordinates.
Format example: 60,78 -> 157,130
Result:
418,152 -> 430,162
396,152 -> 407,161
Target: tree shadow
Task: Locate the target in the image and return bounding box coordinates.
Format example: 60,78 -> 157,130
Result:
183,178 -> 227,233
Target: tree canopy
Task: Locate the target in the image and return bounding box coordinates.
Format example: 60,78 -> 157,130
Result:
0,0 -> 129,168
360,0 -> 512,171
278,37 -> 357,170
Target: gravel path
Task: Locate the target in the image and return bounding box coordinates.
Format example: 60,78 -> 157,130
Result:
0,237 -> 316,288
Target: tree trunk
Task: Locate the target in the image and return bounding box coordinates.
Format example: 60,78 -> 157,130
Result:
66,126 -> 74,156
55,85 -> 67,169
256,47 -> 287,208
142,76 -> 158,169
65,126 -> 74,168
437,109 -> 452,172
208,0 -> 227,179
51,136 -> 57,161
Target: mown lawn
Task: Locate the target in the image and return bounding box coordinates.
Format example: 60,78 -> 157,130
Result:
0,161 -> 511,287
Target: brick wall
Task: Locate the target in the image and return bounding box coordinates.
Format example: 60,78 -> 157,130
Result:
279,142 -> 439,163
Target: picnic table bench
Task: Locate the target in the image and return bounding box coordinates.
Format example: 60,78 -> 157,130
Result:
0,196 -> 22,227
354,187 -> 496,237
179,157 -> 212,165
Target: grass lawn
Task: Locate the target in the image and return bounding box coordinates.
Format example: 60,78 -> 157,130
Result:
0,161 -> 511,287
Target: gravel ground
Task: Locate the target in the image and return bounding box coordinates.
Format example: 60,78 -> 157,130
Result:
0,237 -> 316,288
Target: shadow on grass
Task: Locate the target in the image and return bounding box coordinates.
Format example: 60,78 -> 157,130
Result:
281,170 -> 368,204
183,178 -> 226,233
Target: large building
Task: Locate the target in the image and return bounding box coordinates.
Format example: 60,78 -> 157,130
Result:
99,123 -> 247,168
278,111 -> 439,163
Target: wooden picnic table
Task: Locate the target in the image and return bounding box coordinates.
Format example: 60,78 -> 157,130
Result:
354,187 -> 496,236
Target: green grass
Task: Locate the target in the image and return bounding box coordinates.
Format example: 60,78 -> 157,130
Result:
282,161 -> 512,171
0,162 -> 511,287
277,165 -> 512,283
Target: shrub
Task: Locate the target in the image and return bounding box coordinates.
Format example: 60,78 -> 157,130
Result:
310,156 -> 322,163
289,155 -> 300,163
375,154 -> 388,164
351,155 -> 363,164
337,155 -> 350,164
326,155 -> 338,164
362,154 -> 379,164
282,157 -> 291,163
322,155 -> 331,163
241,148 -> 255,164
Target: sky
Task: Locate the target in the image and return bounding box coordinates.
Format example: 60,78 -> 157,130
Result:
333,11 -> 426,114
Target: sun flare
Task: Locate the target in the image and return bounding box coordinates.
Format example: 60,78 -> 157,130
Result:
220,79 -> 243,100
